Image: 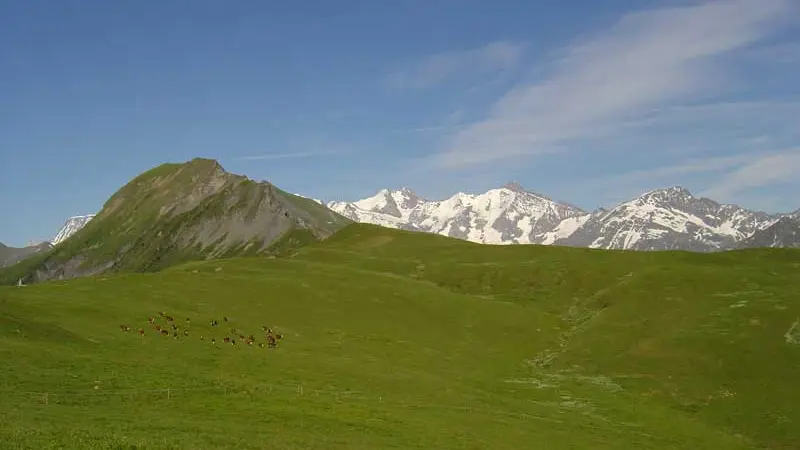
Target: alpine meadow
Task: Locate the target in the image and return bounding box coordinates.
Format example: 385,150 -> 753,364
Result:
1,159 -> 799,450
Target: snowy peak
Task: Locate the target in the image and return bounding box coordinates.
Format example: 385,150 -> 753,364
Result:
52,214 -> 95,246
739,216 -> 800,249
328,184 -> 586,245
553,187 -> 776,251
326,184 -> 791,252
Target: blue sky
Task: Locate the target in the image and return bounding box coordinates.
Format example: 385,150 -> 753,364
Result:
2,0 -> 799,247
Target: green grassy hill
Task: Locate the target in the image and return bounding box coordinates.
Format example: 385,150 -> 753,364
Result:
1,224 -> 798,449
0,158 -> 350,285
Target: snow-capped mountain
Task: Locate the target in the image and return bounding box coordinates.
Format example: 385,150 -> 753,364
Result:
327,183 -> 588,245
328,185 -> 790,251
553,187 -> 777,251
52,214 -> 95,246
738,216 -> 800,249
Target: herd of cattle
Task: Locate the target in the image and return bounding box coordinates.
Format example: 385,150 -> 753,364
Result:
119,312 -> 284,349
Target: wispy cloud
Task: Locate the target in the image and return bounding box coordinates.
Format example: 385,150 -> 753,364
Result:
387,41 -> 525,90
582,153 -> 758,190
233,149 -> 345,161
428,0 -> 796,169
702,149 -> 800,200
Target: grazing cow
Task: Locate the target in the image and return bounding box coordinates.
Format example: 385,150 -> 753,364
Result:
210,319 -> 218,327
267,335 -> 277,348
148,317 -> 155,324
211,338 -> 216,345
200,335 -> 205,341
155,325 -> 162,331
173,331 -> 179,339
183,330 -> 189,337
171,324 -> 178,331
223,316 -> 228,322
166,316 -> 174,322
160,329 -> 169,336
120,325 -> 130,332
185,318 -> 190,324
159,312 -> 166,317
258,342 -> 265,348
137,328 -> 145,337
275,334 -> 283,341
223,337 -> 231,344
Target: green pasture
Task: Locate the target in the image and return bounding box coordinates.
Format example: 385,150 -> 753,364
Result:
1,224 -> 798,449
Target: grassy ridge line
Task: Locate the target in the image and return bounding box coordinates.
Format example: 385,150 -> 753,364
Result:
0,160 -> 352,285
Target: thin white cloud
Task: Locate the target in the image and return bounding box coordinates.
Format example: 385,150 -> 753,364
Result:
702,149 -> 800,200
429,0 -> 795,169
387,41 -> 525,89
233,149 -> 344,161
582,153 -> 758,191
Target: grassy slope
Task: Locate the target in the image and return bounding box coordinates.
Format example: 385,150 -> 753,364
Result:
0,160 -> 350,284
0,224 -> 797,449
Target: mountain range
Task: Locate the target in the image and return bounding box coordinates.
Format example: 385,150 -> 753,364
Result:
3,164 -> 798,277
325,184 -> 799,251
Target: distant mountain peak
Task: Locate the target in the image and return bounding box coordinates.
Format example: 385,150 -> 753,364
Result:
502,181 -> 526,192
52,214 -> 96,246
327,183 -> 796,251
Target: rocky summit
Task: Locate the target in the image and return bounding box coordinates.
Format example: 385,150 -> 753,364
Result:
0,158 -> 351,284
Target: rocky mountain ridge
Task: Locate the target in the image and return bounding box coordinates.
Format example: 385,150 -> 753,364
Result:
12,182 -> 798,264
0,158 -> 351,284
327,184 -> 797,251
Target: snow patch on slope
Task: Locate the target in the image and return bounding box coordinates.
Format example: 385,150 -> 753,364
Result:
52,215 -> 95,246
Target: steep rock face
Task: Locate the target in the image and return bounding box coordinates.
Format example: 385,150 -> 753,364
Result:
0,158 -> 351,285
327,183 -> 587,245
52,215 -> 96,245
554,187 -> 776,251
738,217 -> 800,249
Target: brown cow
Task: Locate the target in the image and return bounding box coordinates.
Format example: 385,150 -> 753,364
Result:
223,337 -> 231,344
160,329 -> 169,336
137,328 -> 145,337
